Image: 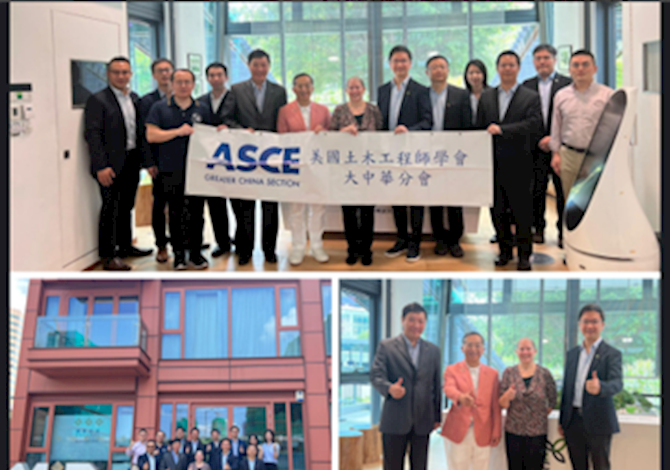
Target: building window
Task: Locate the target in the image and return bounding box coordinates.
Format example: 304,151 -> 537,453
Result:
185,289 -> 228,359
129,18 -> 159,96
322,284 -> 332,356
289,403 -> 306,470
204,3 -> 219,68
45,296 -> 60,317
68,297 -> 88,316
195,407 -> 227,443
114,406 -> 134,448
30,407 -> 49,447
50,405 -> 113,464
159,404 -> 173,439
340,287 -> 373,374
280,288 -> 298,327
232,406 -> 267,438
232,287 -> 277,358
161,334 -> 181,359
175,403 -> 188,434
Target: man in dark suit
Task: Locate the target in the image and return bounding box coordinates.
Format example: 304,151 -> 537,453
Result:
425,55 -> 472,258
139,58 -> 174,263
559,304 -> 622,470
522,44 -> 572,246
84,56 -> 153,270
206,428 -> 222,465
174,427 -> 187,454
221,49 -> 288,266
197,62 -> 234,259
377,45 -> 433,263
476,50 -> 542,271
159,439 -> 188,470
139,440 -> 159,470
237,444 -> 265,470
370,302 -> 442,470
184,427 -> 206,464
211,438 -> 239,470
228,426 -> 247,458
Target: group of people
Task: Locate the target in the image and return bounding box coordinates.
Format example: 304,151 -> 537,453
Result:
125,425 -> 281,470
84,43 -> 613,271
371,302 -> 622,470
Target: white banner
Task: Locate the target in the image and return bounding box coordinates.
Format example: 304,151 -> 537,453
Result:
185,124 -> 493,207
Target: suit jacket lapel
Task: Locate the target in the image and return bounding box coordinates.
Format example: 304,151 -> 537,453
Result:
590,341 -> 605,372
398,78 -> 414,121
261,82 -> 273,117
493,87 -> 501,123
245,81 -> 262,117
502,86 -> 521,124
394,335 -> 416,373
106,86 -> 127,142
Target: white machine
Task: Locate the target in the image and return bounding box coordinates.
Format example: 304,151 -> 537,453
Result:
564,87 -> 660,271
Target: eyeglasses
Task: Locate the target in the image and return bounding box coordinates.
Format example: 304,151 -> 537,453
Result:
580,319 -> 602,326
109,70 -> 131,75
155,68 -> 173,74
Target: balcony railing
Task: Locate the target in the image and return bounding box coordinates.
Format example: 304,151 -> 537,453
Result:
34,314 -> 147,350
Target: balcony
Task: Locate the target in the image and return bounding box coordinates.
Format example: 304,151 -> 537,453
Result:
27,314 -> 151,377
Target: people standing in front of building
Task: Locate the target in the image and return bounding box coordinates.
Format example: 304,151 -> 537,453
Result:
378,45 -> 433,263
442,332 -> 501,470
499,338 -> 557,470
477,50 -> 543,271
559,304 -> 622,470
155,430 -> 169,456
160,439 -> 188,470
139,440 -> 159,470
238,444 -> 266,470
261,430 -> 280,470
139,58 -> 174,263
221,49 -> 288,266
84,56 -> 153,271
277,72 -> 331,266
370,302 -> 442,470
197,62 -> 235,259
522,44 -> 572,247
228,426 -> 247,458
126,428 -> 149,470
550,50 -> 614,203
425,54 -> 471,259
145,69 -> 225,271
330,76 -> 383,266
185,427 -> 206,464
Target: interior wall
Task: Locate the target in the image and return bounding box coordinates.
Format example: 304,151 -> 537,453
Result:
173,1 -> 208,96
552,2 -> 585,52
389,280 -> 424,338
10,1 -> 128,271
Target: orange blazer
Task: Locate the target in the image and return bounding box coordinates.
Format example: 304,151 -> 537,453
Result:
277,100 -> 331,133
441,361 -> 502,447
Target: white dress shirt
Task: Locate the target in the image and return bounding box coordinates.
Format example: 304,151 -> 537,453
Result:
497,83 -> 519,121
210,89 -> 228,114
110,85 -> 137,151
430,85 -> 448,131
147,454 -> 156,470
538,71 -> 556,128
468,364 -> 481,394
573,337 -> 604,408
300,103 -> 311,129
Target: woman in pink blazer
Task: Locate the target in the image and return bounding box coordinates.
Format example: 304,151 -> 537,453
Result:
276,73 -> 331,265
441,332 -> 502,470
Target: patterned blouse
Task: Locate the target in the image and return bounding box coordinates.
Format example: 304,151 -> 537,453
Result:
329,102 -> 383,132
500,364 -> 557,437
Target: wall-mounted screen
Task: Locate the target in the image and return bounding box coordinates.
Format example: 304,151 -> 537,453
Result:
71,60 -> 107,108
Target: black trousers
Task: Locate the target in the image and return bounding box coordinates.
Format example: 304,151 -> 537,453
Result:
97,154 -> 140,258
382,430 -> 429,470
161,170 -> 205,254
230,198 -> 278,256
206,197 -> 232,249
564,411 -> 612,470
392,206 -> 424,245
505,432 -> 546,470
494,174 -> 533,260
429,206 -> 464,245
151,172 -> 169,248
533,151 -> 564,238
342,205 -> 375,256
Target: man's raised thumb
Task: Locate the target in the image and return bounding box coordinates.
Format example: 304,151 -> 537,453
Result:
592,371 -> 598,380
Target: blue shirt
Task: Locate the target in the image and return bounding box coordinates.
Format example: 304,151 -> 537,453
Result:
402,334 -> 420,368
231,439 -> 240,457
251,80 -> 268,113
573,337 -> 604,407
389,76 -> 410,130
430,86 -> 448,131
171,451 -> 179,463
145,96 -> 214,172
538,71 -> 556,128
261,443 -> 278,464
498,83 -> 520,121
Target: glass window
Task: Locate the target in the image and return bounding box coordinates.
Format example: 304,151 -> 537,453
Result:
159,404 -> 173,439
204,3 -> 218,68
280,288 -> 298,327
50,405 -> 112,463
322,284 -> 332,356
45,296 -> 60,317
175,404 -> 188,435
129,19 -> 158,96
289,403 -> 305,470
228,2 -> 280,22
111,452 -> 131,470
233,406 -> 267,438
615,3 -> 623,88
30,407 -> 49,447
164,292 -> 181,330
422,280 -> 444,345
114,406 -> 134,447
195,407 -> 227,443
279,331 -> 301,357
339,383 -> 372,428
161,334 -> 181,359
340,287 -> 372,374
93,297 -> 113,315
228,35 -> 283,86
26,454 -> 46,470
232,287 -> 277,358
68,297 -> 87,316
273,403 -> 289,470
185,289 -> 228,359
119,296 -> 139,314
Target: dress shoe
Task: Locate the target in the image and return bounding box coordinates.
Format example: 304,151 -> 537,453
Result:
173,253 -> 188,271
345,253 -> 358,265
449,243 -> 464,258
532,232 -> 545,244
156,247 -> 169,263
189,253 -> 209,270
385,240 -> 408,258
103,257 -> 131,271
312,247 -> 330,263
517,258 -> 532,271
288,248 -> 305,266
434,240 -> 449,256
120,246 -> 153,257
494,253 -> 512,267
238,252 -> 252,266
406,243 -> 421,262
211,245 -> 231,257
361,253 -> 373,266
265,252 -> 278,264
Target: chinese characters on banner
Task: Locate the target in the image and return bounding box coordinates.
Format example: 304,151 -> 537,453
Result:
185,124 -> 493,207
